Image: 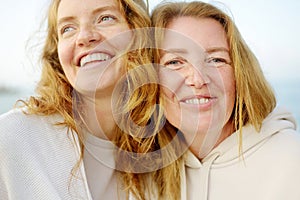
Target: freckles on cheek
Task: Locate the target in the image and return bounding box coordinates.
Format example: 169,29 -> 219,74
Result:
161,87 -> 176,105
57,41 -> 73,68
225,72 -> 236,98
164,100 -> 182,131
162,89 -> 182,127
56,42 -> 78,87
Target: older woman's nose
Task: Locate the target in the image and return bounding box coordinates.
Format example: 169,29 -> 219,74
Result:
185,65 -> 210,88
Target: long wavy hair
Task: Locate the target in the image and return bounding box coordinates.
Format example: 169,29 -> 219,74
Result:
21,0 -> 182,199
151,1 -> 276,198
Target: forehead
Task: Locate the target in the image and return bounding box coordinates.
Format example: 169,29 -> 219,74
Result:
163,16 -> 228,50
57,0 -> 120,18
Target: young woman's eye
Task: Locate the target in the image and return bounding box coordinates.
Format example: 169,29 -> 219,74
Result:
61,26 -> 75,35
98,15 -> 116,23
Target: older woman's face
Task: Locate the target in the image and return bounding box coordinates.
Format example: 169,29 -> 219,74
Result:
57,0 -> 132,95
159,17 -> 236,158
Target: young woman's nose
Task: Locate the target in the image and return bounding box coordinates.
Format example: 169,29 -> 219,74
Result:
76,26 -> 102,47
185,65 -> 210,88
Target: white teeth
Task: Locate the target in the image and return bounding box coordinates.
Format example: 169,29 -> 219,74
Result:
80,53 -> 111,67
184,98 -> 209,104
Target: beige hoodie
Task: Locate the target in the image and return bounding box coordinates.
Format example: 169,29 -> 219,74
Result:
181,106 -> 300,200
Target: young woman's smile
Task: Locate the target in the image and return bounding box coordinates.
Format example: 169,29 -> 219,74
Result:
57,0 -> 131,94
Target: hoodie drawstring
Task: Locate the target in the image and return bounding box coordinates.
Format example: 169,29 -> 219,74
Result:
183,151 -> 220,200
199,152 -> 220,200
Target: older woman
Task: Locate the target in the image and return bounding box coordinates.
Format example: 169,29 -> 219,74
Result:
152,1 -> 300,200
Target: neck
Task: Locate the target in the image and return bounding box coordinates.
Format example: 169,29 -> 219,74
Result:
81,93 -> 116,140
213,121 -> 235,148
189,121 -> 235,160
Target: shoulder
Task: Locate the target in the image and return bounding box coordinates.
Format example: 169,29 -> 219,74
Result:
0,108 -> 68,150
259,106 -> 300,159
242,126 -> 300,166
266,129 -> 300,162
266,130 -> 300,190
0,108 -> 63,134
0,109 -> 79,170
0,109 -> 36,138
273,128 -> 300,148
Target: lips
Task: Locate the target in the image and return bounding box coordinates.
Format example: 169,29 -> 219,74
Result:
79,52 -> 112,67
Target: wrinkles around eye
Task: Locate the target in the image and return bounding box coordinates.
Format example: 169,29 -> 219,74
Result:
205,57 -> 231,68
163,59 -> 187,70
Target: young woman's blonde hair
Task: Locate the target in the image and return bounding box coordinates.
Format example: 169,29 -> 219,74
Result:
21,0 -> 181,199
152,0 -> 276,147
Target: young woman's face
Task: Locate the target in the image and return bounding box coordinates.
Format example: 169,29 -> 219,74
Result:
159,17 -> 236,158
57,0 -> 132,95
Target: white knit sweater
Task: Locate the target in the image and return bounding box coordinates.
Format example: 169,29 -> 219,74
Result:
0,109 -> 92,200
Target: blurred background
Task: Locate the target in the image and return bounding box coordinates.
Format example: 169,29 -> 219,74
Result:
0,0 -> 299,129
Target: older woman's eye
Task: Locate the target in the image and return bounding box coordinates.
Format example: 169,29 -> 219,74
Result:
206,57 -> 231,67
166,60 -> 180,65
211,57 -> 226,63
164,59 -> 186,70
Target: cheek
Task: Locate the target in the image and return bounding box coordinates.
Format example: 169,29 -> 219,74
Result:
57,41 -> 77,87
109,27 -> 132,50
158,68 -> 186,97
97,57 -> 126,88
163,101 -> 181,130
161,87 -> 173,99
161,87 -> 181,128
222,69 -> 236,115
57,41 -> 73,67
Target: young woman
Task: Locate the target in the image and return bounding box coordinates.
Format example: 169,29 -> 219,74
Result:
152,1 -> 300,199
0,0 -> 173,199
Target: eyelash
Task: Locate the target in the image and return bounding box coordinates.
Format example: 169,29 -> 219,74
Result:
205,57 -> 231,66
59,14 -> 117,35
163,56 -> 231,70
98,15 -> 116,23
61,26 -> 75,35
164,58 -> 187,70
165,60 -> 181,65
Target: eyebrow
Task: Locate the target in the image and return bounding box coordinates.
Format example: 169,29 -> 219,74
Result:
160,47 -> 230,58
205,47 -> 230,54
57,6 -> 119,27
160,48 -> 189,55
